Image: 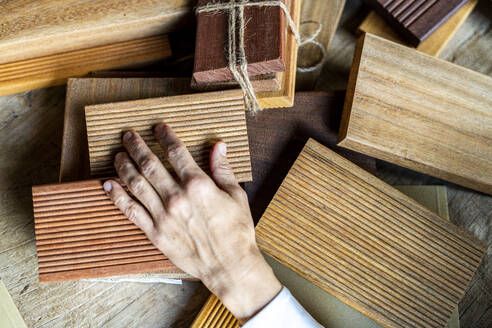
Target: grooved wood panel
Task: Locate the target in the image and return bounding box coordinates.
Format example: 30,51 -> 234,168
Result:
60,77 -> 193,183
338,33 -> 492,195
255,139 -> 487,328
363,0 -> 470,46
257,0 -> 301,108
358,0 -> 478,56
85,90 -> 252,181
32,180 -> 191,283
191,183 -> 469,328
0,35 -> 172,97
0,0 -> 192,64
193,0 -> 286,84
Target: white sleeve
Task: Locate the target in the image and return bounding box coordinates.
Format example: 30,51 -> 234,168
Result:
242,287 -> 323,328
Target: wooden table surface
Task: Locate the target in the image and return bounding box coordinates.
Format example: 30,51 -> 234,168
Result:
0,0 -> 490,327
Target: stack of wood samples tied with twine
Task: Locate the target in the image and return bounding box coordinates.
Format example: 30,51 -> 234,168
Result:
191,139 -> 487,328
358,0 -> 478,57
0,0 -> 194,96
339,33 -> 492,195
193,0 -> 302,109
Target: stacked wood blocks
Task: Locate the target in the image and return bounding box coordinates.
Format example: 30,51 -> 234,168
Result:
362,0 -> 470,46
32,180 -> 191,283
339,33 -> 492,195
0,36 -> 172,97
358,0 -> 478,56
85,90 -> 252,181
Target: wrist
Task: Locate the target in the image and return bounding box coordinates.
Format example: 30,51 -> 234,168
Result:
205,249 -> 282,319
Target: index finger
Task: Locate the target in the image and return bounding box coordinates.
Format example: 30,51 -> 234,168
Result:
154,123 -> 204,182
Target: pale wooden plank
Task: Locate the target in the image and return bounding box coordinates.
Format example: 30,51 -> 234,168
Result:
0,280 -> 27,328
85,90 -> 252,182
338,33 -> 492,195
0,0 -> 192,64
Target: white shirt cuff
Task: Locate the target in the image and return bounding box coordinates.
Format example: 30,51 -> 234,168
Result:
243,287 -> 323,328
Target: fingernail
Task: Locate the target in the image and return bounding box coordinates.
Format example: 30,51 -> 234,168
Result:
115,152 -> 124,161
155,124 -> 166,137
103,181 -> 112,193
123,131 -> 133,142
218,142 -> 227,156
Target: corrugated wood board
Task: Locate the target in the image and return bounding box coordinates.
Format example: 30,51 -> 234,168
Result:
84,89 -> 252,182
338,33 -> 492,195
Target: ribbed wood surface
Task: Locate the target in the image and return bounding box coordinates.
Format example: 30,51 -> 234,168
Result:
190,294 -> 238,328
32,180 -> 188,283
0,35 -> 171,96
382,0 -> 438,27
85,90 -> 252,182
253,139 -> 487,328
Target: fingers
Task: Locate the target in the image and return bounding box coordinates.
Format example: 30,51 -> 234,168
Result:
103,180 -> 156,237
154,123 -> 204,182
122,131 -> 179,199
114,152 -> 167,220
210,141 -> 246,201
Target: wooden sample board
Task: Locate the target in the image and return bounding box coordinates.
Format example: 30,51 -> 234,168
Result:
245,91 -> 376,221
362,0 -> 470,46
60,77 -> 193,183
338,33 -> 492,195
193,0 -> 286,83
258,139 -> 486,327
32,180 -> 191,283
85,90 -> 252,182
0,0 -> 192,64
358,0 -> 478,57
296,0 -> 346,90
192,185 -> 462,328
0,280 -> 27,328
0,35 -> 172,97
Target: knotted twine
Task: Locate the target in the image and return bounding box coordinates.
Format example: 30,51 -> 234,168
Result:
196,0 -> 326,112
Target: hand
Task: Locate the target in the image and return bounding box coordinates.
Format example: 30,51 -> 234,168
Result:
103,123 -> 281,319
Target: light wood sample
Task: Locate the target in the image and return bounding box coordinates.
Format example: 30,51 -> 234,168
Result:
192,185 -> 463,328
339,33 -> 492,195
0,35 -> 172,97
257,139 -> 486,327
60,77 -> 192,183
258,0 -> 302,108
358,0 -> 478,57
0,280 -> 27,328
296,0 -> 346,90
32,180 -> 191,283
85,90 -> 252,181
0,0 -> 192,64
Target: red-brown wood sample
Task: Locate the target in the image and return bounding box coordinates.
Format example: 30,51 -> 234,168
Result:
193,0 -> 286,84
32,180 -> 190,283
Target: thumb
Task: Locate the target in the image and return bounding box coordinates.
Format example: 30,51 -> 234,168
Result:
210,141 -> 239,193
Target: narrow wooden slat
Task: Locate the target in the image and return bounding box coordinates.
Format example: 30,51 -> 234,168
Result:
251,139 -> 487,328
338,33 -> 492,195
85,90 -> 252,182
32,179 -> 192,283
0,35 -> 172,96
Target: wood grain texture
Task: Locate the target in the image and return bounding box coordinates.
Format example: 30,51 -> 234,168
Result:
245,91 -> 376,222
191,185 -> 463,328
358,0 -> 478,56
0,35 -> 172,97
32,180 -> 191,283
190,73 -> 282,93
60,77 -> 193,183
0,0 -> 193,64
363,0 -> 470,46
85,90 -> 252,181
296,0 -> 346,90
0,280 -> 27,328
257,0 -> 301,108
255,138 -> 487,328
338,33 -> 492,195
193,0 -> 286,84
